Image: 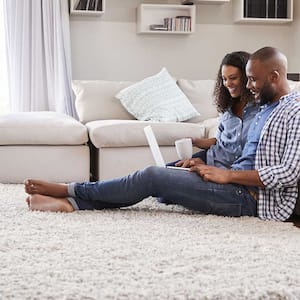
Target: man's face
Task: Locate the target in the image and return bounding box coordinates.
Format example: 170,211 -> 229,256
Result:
246,59 -> 276,105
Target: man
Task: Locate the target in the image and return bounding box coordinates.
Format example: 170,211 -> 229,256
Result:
25,47 -> 300,221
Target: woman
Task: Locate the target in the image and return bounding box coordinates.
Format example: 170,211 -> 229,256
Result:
175,51 -> 259,170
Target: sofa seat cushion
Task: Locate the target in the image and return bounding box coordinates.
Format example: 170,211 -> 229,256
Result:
86,120 -> 206,148
0,111 -> 88,145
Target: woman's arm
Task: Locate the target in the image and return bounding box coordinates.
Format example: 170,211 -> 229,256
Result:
192,137 -> 216,149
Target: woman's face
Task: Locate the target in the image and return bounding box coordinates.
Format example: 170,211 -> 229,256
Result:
221,65 -> 242,98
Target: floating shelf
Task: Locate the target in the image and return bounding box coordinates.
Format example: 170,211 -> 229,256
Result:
137,4 -> 196,35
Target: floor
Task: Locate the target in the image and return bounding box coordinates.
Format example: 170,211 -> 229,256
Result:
287,214 -> 300,229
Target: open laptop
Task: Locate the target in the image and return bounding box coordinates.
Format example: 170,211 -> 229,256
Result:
144,125 -> 189,171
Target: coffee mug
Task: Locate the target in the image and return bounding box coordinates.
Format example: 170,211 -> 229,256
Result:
175,138 -> 193,160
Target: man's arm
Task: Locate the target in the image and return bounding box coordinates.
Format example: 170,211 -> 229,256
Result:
190,165 -> 265,187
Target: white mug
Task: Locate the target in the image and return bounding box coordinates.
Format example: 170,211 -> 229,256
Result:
175,138 -> 193,160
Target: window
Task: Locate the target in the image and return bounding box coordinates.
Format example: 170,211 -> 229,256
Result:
0,0 -> 9,114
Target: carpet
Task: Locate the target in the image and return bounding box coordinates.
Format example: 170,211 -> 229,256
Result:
0,183 -> 300,300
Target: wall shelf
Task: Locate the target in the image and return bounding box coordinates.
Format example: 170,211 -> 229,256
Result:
137,4 -> 196,35
233,0 -> 293,24
70,0 -> 105,16
187,0 -> 230,4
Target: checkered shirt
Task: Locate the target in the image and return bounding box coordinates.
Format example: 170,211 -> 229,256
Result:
255,92 -> 300,221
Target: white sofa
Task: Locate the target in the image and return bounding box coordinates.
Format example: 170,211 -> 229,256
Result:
0,112 -> 90,183
72,79 -> 219,180
0,79 -> 219,183
1,78 -> 299,187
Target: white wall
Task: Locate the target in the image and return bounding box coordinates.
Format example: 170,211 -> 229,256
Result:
70,0 -> 299,81
290,0 -> 300,73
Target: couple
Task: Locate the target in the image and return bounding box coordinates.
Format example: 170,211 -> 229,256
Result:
25,47 -> 300,221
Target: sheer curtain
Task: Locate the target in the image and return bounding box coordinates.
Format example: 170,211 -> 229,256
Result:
0,0 -> 9,114
3,0 -> 77,117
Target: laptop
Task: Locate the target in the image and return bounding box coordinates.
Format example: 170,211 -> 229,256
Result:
144,125 -> 189,171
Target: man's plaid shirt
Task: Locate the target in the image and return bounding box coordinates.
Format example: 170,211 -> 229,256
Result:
255,92 -> 300,221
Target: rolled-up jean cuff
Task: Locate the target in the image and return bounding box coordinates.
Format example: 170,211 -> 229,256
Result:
68,183 -> 76,197
67,197 -> 79,210
67,183 -> 79,210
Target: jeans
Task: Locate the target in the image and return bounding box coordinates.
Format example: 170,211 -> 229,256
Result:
68,166 -> 257,217
160,150 -> 207,204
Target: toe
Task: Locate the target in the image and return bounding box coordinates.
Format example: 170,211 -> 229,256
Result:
26,196 -> 31,208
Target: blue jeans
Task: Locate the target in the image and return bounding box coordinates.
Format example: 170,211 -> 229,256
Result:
68,166 -> 257,217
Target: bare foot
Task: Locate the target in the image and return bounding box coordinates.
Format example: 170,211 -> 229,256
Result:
26,194 -> 74,212
24,179 -> 68,197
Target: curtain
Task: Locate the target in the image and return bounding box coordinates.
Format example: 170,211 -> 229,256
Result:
0,0 -> 9,114
3,0 -> 77,117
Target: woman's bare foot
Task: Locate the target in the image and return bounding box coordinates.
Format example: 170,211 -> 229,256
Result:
24,179 -> 69,197
26,194 -> 74,212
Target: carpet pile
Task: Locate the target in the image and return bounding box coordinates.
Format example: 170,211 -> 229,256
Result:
0,183 -> 299,299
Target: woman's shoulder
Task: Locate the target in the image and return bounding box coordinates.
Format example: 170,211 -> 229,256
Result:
245,101 -> 260,113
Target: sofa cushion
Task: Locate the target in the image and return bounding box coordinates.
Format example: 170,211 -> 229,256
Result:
0,112 -> 88,145
86,120 -> 206,148
72,80 -> 135,124
115,68 -> 200,122
177,79 -> 218,122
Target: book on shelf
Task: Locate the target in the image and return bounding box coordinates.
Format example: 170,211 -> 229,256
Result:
163,16 -> 191,32
149,24 -> 168,31
73,0 -> 81,10
276,0 -> 287,18
96,0 -> 102,11
244,0 -> 266,18
88,0 -> 96,10
76,0 -> 88,10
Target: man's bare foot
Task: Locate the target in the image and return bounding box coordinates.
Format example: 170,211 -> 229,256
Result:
26,194 -> 74,212
24,179 -> 69,197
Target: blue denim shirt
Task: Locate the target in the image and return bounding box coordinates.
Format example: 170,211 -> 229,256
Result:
231,101 -> 279,170
206,102 -> 259,169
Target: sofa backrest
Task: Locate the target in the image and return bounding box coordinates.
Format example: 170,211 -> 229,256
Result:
177,79 -> 218,122
73,80 -> 136,124
72,79 -> 218,124
72,79 -> 300,124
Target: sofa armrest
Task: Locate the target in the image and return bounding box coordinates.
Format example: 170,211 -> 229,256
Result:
199,117 -> 219,138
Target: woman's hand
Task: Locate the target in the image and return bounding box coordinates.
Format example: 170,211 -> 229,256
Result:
175,158 -> 205,168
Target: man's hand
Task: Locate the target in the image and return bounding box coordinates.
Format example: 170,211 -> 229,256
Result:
190,165 -> 264,187
190,165 -> 231,184
175,158 -> 205,168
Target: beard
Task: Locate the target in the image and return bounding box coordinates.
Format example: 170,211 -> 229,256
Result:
260,83 -> 276,105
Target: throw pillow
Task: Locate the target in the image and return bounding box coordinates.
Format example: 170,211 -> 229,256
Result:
115,68 -> 200,122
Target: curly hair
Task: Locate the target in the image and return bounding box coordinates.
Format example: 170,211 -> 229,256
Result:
213,51 -> 254,113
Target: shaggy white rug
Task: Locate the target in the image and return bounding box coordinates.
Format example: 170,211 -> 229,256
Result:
0,184 -> 300,300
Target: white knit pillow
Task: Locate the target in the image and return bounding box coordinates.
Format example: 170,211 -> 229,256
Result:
115,68 -> 200,122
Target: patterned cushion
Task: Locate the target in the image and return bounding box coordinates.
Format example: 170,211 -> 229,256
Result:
115,68 -> 200,122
